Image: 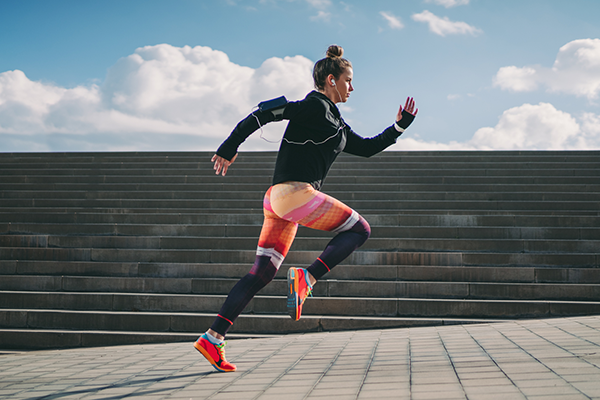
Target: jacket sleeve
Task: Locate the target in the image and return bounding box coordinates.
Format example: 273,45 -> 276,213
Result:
215,98 -> 311,161
343,124 -> 402,158
215,109 -> 277,161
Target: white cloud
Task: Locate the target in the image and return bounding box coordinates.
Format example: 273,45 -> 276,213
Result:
306,0 -> 331,9
493,66 -> 538,92
340,1 -> 353,13
310,10 -> 331,22
0,44 -> 314,150
397,103 -> 600,150
411,10 -> 482,36
306,0 -> 331,21
380,11 -> 404,30
468,103 -> 581,150
576,112 -> 600,148
4,43 -> 599,153
494,38 -> 600,100
424,0 -> 469,7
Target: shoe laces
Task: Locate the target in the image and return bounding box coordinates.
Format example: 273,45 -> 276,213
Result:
304,272 -> 313,298
215,341 -> 227,359
300,280 -> 313,304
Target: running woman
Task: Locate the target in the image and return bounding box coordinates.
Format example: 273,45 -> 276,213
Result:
194,45 -> 418,372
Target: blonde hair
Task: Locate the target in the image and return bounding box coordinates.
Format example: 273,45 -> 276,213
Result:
312,45 -> 352,90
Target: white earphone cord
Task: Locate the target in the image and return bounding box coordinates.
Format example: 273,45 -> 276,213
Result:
253,111 -> 282,144
332,79 -> 344,103
284,79 -> 345,145
283,124 -> 343,146
254,102 -> 345,146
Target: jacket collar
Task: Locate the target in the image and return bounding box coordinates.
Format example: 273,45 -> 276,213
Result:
306,90 -> 341,118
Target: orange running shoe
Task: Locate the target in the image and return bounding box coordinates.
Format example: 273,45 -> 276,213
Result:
194,334 -> 237,372
287,267 -> 313,321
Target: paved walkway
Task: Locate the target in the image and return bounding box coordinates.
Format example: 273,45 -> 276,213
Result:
1,316 -> 599,400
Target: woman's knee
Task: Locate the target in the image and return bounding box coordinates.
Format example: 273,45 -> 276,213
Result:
249,256 -> 279,286
247,267 -> 277,288
350,215 -> 371,244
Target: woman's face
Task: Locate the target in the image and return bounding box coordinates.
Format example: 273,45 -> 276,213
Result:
333,68 -> 354,103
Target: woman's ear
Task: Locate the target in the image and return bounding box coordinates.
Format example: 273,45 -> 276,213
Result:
327,74 -> 336,87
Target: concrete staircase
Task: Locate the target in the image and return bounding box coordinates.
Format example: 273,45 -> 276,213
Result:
1,151 -> 599,350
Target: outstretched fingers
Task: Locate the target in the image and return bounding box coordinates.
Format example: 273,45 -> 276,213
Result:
211,153 -> 238,176
404,97 -> 418,116
396,97 -> 418,122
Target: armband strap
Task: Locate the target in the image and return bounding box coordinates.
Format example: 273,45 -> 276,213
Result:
258,96 -> 288,121
271,107 -> 285,121
258,96 -> 288,112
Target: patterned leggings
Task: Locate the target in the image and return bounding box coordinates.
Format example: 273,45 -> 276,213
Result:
210,181 -> 371,335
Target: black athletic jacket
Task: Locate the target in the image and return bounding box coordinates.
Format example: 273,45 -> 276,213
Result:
216,91 -> 405,190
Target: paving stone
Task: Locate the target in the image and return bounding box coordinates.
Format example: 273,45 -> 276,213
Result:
0,316 -> 599,399
412,392 -> 466,400
524,396 -> 589,400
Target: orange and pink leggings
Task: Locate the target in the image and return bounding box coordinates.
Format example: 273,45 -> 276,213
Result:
211,182 -> 371,335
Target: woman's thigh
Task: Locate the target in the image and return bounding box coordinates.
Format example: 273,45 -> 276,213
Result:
255,187 -> 299,271
268,182 -> 361,233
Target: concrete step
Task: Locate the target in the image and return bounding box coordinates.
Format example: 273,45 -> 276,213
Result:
2,246 -> 598,267
2,234 -> 598,254
2,168 -> 599,180
0,311 -> 502,350
2,198 -> 599,212
1,291 -> 598,319
2,149 -> 599,159
2,152 -> 600,162
1,275 -> 599,301
3,206 -> 599,218
0,328 -> 199,350
3,175 -> 600,186
0,309 -> 511,336
3,189 -> 600,203
3,212 -> 599,228
0,157 -> 600,172
3,182 -> 600,194
5,154 -> 600,164
3,223 -> 599,240
0,247 -> 465,265
2,152 -> 599,167
3,261 -> 600,284
0,211 -> 269,224
2,152 -> 600,164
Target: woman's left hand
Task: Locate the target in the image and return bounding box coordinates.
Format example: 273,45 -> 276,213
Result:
396,97 -> 418,122
211,153 -> 238,176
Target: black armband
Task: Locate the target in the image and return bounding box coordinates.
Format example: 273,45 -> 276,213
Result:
395,110 -> 416,132
258,96 -> 288,121
215,96 -> 289,160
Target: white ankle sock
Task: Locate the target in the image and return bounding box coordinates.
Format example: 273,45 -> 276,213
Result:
203,332 -> 224,345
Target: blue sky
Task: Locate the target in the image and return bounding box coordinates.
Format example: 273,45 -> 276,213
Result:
1,0 -> 600,152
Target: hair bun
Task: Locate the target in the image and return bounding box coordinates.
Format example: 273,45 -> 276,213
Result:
326,45 -> 344,59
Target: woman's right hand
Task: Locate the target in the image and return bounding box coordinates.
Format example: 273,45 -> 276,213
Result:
396,97 -> 418,121
395,97 -> 418,131
211,153 -> 238,176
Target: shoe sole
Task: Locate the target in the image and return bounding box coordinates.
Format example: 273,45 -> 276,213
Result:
287,267 -> 300,321
193,341 -> 236,372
